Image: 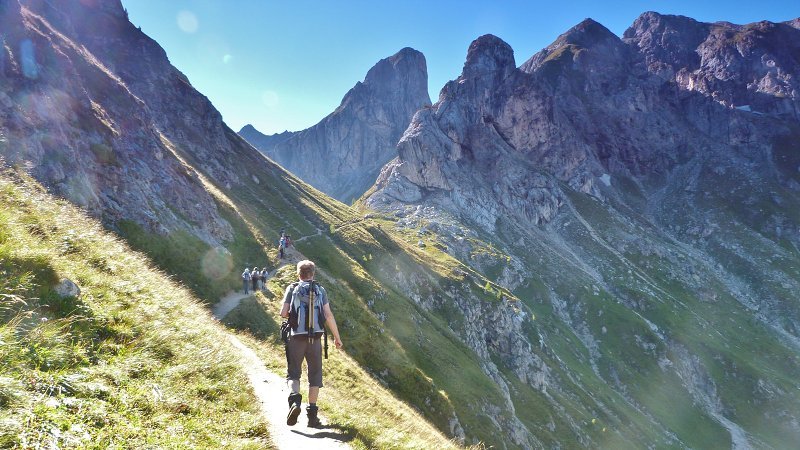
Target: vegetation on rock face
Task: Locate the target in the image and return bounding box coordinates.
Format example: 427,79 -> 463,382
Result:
0,169 -> 269,449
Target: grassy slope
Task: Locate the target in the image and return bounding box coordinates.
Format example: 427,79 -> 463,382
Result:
0,169 -> 270,448
225,285 -> 461,450
222,223 -> 510,448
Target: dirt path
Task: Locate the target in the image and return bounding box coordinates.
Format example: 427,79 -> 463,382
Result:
215,246 -> 310,317
212,290 -> 251,319
213,252 -> 351,449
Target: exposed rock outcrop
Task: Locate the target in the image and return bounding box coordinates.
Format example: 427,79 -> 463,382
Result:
54,278 -> 80,298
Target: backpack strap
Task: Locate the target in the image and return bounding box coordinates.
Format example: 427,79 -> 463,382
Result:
287,282 -> 299,306
287,282 -> 300,330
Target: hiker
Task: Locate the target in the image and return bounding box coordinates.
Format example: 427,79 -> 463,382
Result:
280,260 -> 343,428
279,234 -> 287,259
285,234 -> 293,249
260,267 -> 269,291
251,267 -> 260,292
242,267 -> 251,294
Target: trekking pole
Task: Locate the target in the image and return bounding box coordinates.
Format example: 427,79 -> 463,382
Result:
324,328 -> 328,359
308,280 -> 314,344
282,321 -> 290,368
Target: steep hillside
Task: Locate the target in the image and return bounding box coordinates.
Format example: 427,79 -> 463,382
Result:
240,48 -> 431,204
0,168 -> 270,448
0,0 -> 275,301
365,13 -> 800,449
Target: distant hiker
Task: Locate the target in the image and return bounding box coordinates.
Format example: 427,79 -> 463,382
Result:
260,267 -> 269,291
242,268 -> 251,294
279,234 -> 287,259
285,234 -> 293,249
280,260 -> 343,428
251,267 -> 260,292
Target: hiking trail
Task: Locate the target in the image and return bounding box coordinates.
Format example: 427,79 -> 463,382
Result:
213,247 -> 351,449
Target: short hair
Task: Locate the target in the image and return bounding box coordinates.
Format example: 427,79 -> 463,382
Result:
297,260 -> 316,280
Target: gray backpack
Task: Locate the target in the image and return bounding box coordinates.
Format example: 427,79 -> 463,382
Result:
288,281 -> 326,336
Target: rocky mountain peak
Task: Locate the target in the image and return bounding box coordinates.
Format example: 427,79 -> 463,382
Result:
361,47 -> 427,92
560,18 -> 618,47
241,47 -> 431,203
623,11 -> 704,39
386,47 -> 426,72
239,124 -> 258,135
462,34 -> 515,79
520,17 -> 626,74
337,46 -> 428,113
622,11 -> 709,76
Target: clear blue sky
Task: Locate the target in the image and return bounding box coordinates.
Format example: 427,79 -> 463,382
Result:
123,0 -> 799,135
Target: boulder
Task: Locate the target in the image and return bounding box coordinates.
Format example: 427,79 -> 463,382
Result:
54,278 -> 80,298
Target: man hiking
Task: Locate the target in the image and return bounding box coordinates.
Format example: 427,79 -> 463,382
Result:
279,234 -> 287,259
280,260 -> 343,428
241,267 -> 251,294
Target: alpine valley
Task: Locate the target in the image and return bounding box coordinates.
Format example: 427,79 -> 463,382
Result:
2,0 -> 799,449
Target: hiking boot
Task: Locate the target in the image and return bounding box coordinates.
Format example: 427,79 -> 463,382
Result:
306,404 -> 322,428
286,393 -> 302,426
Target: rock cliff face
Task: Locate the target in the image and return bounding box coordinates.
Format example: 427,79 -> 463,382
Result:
241,48 -> 431,203
367,13 -> 800,448
369,15 -> 800,224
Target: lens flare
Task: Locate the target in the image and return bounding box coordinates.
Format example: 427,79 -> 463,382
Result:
177,10 -> 199,33
201,247 -> 233,281
261,90 -> 279,108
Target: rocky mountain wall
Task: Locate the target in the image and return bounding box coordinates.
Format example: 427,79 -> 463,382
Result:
366,12 -> 800,448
